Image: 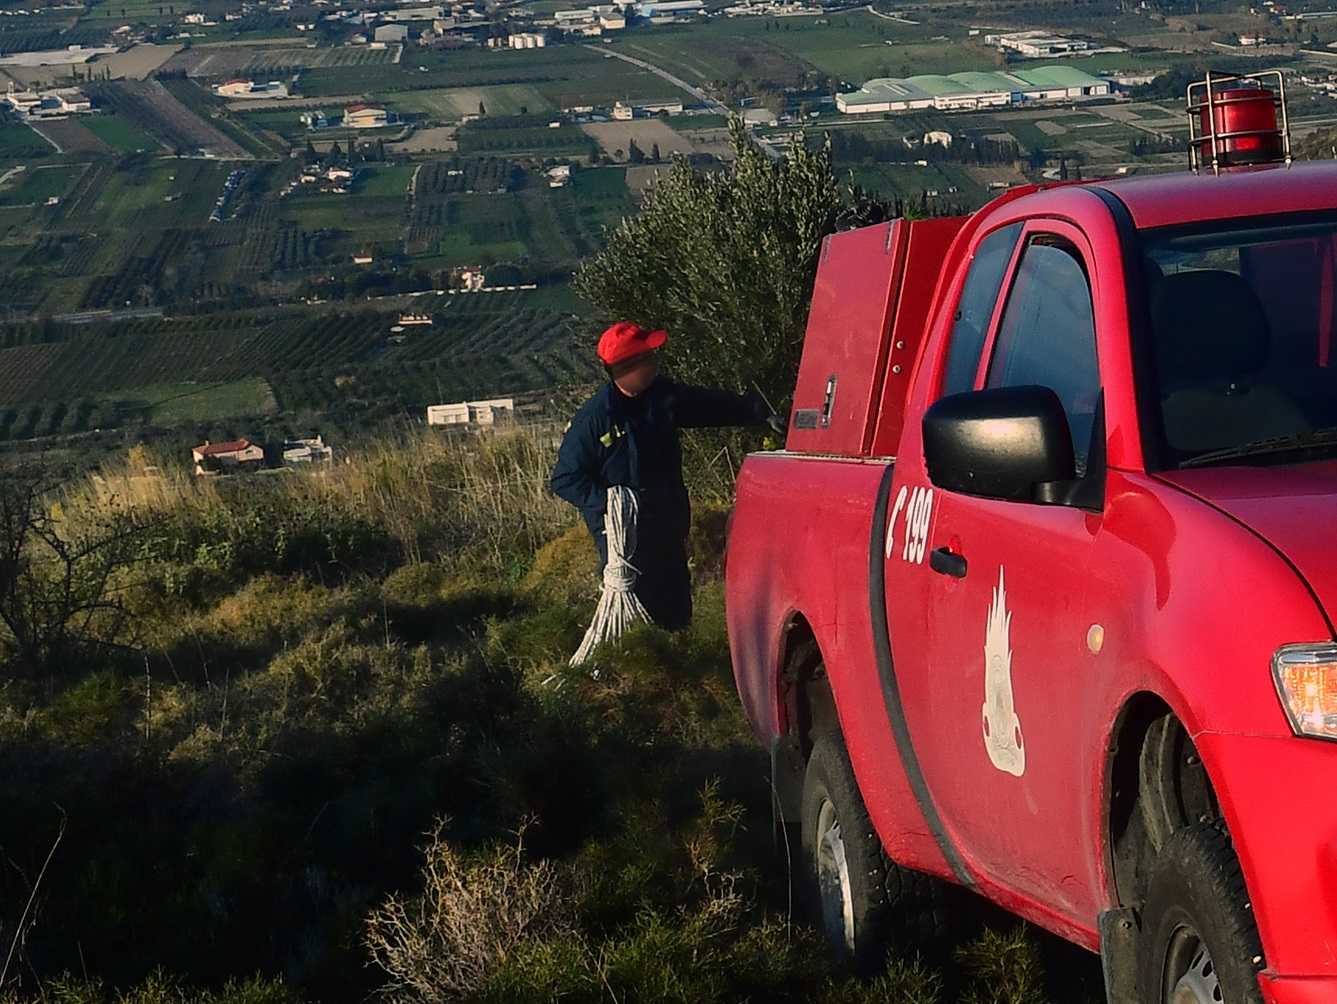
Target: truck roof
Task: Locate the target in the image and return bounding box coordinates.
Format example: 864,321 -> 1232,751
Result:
1086,160 -> 1337,231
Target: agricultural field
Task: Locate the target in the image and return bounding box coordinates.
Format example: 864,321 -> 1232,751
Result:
80,113 -> 162,152
0,0 -> 1330,456
30,117 -> 112,154
0,164 -> 86,208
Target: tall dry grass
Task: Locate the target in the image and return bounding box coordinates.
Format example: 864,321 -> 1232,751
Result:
77,424 -> 576,574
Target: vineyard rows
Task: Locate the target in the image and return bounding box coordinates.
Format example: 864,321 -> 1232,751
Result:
0,298 -> 599,437
415,157 -> 523,196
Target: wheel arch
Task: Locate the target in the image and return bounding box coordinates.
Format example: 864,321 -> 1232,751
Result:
772,614 -> 842,827
1105,692 -> 1224,914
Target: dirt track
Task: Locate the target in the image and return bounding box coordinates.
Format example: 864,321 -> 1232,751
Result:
116,80 -> 251,159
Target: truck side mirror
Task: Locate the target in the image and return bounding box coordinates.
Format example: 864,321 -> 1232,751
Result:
922,386 -> 1077,502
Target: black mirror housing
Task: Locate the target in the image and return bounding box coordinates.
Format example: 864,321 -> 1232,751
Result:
922,385 -> 1077,502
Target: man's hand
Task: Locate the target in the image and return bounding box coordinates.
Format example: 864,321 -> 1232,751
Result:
766,413 -> 787,436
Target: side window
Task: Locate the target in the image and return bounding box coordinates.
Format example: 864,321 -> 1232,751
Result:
942,222 -> 1023,396
986,237 -> 1100,466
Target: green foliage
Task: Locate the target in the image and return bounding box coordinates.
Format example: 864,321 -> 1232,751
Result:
574,116 -> 844,408
953,927 -> 1049,1004
0,433 -> 1100,1004
0,467 -> 147,678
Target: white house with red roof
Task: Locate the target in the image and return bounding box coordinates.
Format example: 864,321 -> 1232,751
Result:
344,103 -> 389,128
192,439 -> 265,475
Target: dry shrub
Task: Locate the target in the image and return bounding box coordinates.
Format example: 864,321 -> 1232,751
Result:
334,426 -> 570,568
365,821 -> 578,1004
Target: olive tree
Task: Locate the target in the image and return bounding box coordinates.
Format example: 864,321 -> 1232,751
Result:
574,117 -> 848,410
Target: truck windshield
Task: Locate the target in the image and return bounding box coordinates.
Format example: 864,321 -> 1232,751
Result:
1139,212 -> 1337,469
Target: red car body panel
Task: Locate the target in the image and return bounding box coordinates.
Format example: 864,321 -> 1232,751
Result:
726,158 -> 1337,993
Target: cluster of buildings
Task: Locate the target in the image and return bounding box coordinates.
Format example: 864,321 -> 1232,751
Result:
543,0 -> 703,34
299,104 -> 391,130
315,1 -> 493,46
837,66 -> 1111,114
718,0 -> 831,16
426,398 -> 515,427
191,437 -> 333,476
612,98 -> 683,118
280,162 -> 358,195
3,84 -> 92,119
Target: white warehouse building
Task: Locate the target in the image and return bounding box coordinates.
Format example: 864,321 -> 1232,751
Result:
837,66 -> 1110,114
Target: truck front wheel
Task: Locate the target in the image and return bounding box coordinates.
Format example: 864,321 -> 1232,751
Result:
800,733 -> 947,973
1138,821 -> 1265,1004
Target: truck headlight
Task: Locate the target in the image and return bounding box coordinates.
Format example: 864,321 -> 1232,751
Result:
1272,644 -> 1337,740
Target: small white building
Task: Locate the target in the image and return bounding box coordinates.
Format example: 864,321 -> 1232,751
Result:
375,22 -> 410,41
283,436 -> 334,465
427,398 -> 516,426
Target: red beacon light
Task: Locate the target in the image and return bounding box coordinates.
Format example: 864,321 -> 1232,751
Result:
1186,69 -> 1291,174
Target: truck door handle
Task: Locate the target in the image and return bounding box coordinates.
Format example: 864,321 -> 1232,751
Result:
929,547 -> 967,579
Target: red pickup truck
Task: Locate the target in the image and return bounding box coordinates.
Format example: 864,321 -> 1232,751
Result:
726,77 -> 1337,1004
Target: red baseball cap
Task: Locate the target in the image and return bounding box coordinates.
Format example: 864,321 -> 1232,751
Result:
597,322 -> 667,366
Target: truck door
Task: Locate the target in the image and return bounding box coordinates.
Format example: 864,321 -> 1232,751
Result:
885,222 -> 1107,921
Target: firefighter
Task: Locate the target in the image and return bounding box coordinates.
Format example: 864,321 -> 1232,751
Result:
551,321 -> 784,630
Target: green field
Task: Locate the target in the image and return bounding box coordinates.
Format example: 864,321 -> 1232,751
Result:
0,122 -> 56,158
81,114 -> 162,153
114,377 -> 278,422
355,164 -> 416,197
0,164 -> 85,208
391,83 -> 559,121
613,11 -> 975,86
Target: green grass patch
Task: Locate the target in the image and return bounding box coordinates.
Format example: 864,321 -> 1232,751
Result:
393,83 -> 557,121
113,377 -> 278,422
0,164 -> 84,208
355,164 -> 415,197
0,120 -> 57,158
571,165 -> 628,198
81,114 -> 162,153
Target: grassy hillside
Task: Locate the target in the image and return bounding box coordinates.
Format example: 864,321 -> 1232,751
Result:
0,426 -> 1103,1004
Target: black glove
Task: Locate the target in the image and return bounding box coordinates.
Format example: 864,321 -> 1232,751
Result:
766,413 -> 787,436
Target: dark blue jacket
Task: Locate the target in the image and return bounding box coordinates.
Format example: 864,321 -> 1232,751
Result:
551,377 -> 768,541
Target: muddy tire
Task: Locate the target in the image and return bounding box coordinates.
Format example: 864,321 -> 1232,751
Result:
1138,821 -> 1266,1004
799,732 -> 949,974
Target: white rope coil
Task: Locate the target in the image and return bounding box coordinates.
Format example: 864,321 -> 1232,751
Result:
571,485 -> 651,667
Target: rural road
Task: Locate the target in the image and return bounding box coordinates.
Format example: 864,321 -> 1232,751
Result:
584,44 -> 729,114
585,45 -> 786,158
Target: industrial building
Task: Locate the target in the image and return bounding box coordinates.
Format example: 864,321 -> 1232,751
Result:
373,22 -> 409,41
214,78 -> 289,98
837,65 -> 1111,114
984,31 -> 1096,58
3,85 -> 93,118
509,30 -> 547,46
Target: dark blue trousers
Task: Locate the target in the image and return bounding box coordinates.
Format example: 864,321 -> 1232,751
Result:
594,523 -> 692,631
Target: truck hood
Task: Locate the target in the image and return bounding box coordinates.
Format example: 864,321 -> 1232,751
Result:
1158,461 -> 1337,631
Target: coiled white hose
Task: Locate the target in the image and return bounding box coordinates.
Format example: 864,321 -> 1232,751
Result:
571,485 -> 651,667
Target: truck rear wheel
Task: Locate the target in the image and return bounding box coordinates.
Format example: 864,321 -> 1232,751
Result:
800,732 -> 947,974
1138,821 -> 1265,1004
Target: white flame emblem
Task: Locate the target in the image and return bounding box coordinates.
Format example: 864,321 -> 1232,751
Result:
983,567 -> 1025,776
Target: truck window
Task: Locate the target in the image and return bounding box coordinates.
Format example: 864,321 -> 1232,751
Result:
942,223 -> 1023,396
986,237 -> 1100,468
1140,214 -> 1337,466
